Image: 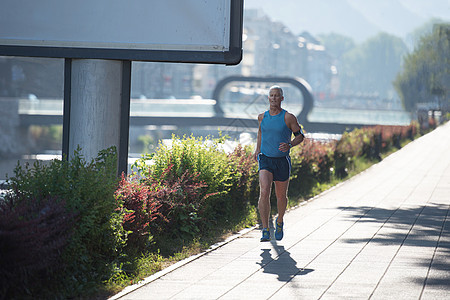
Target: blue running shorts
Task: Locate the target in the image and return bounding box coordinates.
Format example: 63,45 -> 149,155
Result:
258,154 -> 291,182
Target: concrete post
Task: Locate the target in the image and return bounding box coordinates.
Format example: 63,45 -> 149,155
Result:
68,59 -> 125,164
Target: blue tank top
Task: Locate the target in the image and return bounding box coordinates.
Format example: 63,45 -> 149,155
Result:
260,109 -> 292,157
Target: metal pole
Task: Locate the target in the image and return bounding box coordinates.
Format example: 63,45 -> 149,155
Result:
63,59 -> 131,176
62,58 -> 72,160
119,61 -> 131,176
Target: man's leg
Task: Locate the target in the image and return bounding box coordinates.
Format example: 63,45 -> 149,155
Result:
274,179 -> 289,240
274,180 -> 289,224
258,170 -> 273,229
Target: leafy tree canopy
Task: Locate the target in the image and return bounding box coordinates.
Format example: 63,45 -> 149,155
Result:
340,32 -> 409,98
394,23 -> 449,111
317,32 -> 356,59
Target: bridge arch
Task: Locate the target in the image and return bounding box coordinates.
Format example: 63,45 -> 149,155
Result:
211,76 -> 314,125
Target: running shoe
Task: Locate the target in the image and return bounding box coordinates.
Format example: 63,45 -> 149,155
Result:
275,220 -> 284,241
260,228 -> 270,242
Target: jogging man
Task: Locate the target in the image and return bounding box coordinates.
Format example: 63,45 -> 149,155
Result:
253,85 -> 305,241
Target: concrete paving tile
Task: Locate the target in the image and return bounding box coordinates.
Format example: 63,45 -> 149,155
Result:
321,283 -> 377,299
339,228 -> 383,241
170,282 -> 237,300
202,267 -> 258,281
411,233 -> 446,243
421,288 -> 450,300
390,255 -> 434,266
120,279 -> 191,299
308,255 -> 357,267
423,276 -> 450,291
332,264 -> 387,285
219,275 -> 286,299
371,288 -> 423,300
392,249 -> 436,267
289,268 -> 341,285
270,283 -> 330,299
370,268 -> 428,299
157,268 -> 212,282
352,247 -> 399,263
422,261 -> 450,293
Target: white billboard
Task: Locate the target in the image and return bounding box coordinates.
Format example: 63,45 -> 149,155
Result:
0,0 -> 243,64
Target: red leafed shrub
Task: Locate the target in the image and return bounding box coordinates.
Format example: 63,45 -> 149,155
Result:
227,145 -> 259,207
291,138 -> 336,182
0,194 -> 76,298
115,175 -> 162,248
334,123 -> 419,177
146,164 -> 214,240
372,123 -> 418,151
289,138 -> 336,196
118,163 -> 214,252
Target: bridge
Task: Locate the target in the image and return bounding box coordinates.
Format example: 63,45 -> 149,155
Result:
17,76 -> 411,135
18,99 -> 411,134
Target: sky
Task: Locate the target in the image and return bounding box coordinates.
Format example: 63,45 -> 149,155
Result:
243,0 -> 450,42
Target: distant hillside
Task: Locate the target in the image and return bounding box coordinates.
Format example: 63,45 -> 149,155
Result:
347,0 -> 424,38
244,0 -> 450,42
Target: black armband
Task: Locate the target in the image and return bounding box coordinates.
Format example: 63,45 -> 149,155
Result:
293,128 -> 304,137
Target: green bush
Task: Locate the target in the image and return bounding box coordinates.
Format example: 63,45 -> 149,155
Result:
130,135 -> 259,253
334,128 -> 368,178
290,139 -> 336,196
134,135 -> 232,226
6,147 -> 126,298
333,123 -> 419,178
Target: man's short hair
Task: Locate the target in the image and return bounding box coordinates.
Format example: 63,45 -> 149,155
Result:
269,85 -> 283,96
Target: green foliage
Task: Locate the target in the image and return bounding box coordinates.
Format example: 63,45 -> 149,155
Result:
290,139 -> 336,197
394,23 -> 449,111
406,18 -> 447,52
334,127 -> 380,177
318,32 -> 356,59
149,134 -> 231,193
341,32 -> 409,98
137,134 -> 156,153
6,146 -> 126,298
105,251 -> 165,291
130,135 -> 259,254
29,125 -> 63,150
318,31 -> 409,98
333,124 -> 418,178
134,135 -> 233,225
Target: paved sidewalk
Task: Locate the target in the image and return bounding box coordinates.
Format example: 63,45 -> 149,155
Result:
112,123 -> 450,300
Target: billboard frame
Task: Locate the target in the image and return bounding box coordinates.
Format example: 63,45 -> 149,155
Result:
0,0 -> 243,65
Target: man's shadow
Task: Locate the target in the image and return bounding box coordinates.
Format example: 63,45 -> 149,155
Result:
257,245 -> 314,282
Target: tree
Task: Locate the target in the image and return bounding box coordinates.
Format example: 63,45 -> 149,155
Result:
318,32 -> 356,59
340,32 -> 409,98
394,24 -> 449,111
405,18 -> 446,51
